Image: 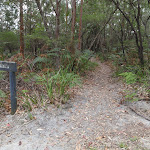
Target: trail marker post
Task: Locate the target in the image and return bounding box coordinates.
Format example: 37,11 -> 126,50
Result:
0,61 -> 17,115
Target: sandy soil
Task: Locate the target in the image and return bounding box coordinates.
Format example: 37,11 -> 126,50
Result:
0,60 -> 150,150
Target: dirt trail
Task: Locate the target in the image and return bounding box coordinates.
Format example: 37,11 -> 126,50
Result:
0,61 -> 150,150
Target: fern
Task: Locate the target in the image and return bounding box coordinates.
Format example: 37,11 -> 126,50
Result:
0,71 -> 5,80
0,89 -> 6,98
119,72 -> 137,84
32,56 -> 49,66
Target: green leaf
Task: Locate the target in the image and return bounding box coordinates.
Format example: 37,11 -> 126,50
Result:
0,90 -> 6,98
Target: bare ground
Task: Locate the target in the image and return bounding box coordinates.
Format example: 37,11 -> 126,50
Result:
0,60 -> 150,150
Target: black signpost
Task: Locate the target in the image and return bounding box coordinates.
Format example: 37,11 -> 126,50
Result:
0,61 -> 17,115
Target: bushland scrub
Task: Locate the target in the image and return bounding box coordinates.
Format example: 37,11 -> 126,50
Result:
0,57 -> 150,150
0,49 -> 97,114
97,49 -> 150,104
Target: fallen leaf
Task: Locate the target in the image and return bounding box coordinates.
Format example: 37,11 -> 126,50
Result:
37,128 -> 44,131
19,141 -> 22,146
44,147 -> 49,150
7,123 -> 10,127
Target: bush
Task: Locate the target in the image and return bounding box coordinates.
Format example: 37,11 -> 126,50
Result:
0,31 -> 19,55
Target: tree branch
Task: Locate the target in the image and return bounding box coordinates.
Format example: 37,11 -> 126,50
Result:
89,8 -> 117,50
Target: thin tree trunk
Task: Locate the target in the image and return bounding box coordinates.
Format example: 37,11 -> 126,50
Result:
35,0 -> 50,38
50,0 -> 61,39
89,8 -> 117,50
78,0 -> 83,50
120,24 -> 126,62
55,0 -> 60,39
136,0 -> 144,66
71,0 -> 76,42
66,0 -> 68,32
142,16 -> 150,68
20,0 -> 24,58
110,0 -> 144,67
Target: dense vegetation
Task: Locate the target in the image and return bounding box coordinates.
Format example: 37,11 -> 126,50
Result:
0,0 -> 149,112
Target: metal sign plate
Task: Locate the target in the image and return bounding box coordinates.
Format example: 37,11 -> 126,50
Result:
0,61 -> 17,72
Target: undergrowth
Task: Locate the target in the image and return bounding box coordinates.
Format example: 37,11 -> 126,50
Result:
97,51 -> 150,102
34,68 -> 81,105
19,49 -> 97,111
0,49 -> 97,112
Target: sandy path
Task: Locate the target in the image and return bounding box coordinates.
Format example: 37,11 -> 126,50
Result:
0,61 -> 150,150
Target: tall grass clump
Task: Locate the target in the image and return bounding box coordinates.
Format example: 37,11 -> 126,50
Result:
34,68 -> 81,104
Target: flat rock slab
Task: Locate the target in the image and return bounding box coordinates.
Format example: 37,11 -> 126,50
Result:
129,100 -> 150,121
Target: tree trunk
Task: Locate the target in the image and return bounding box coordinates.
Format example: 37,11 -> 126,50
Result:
71,0 -> 76,42
120,24 -> 126,62
66,0 -> 68,32
35,0 -> 50,38
143,15 -> 150,68
78,0 -> 83,50
55,0 -> 60,39
89,8 -> 117,50
50,0 -> 61,40
136,0 -> 144,67
110,0 -> 144,67
20,0 -> 24,58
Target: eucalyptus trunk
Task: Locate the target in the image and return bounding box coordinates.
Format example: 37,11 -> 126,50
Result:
20,0 -> 24,58
66,0 -> 68,32
55,0 -> 60,39
78,0 -> 83,50
71,0 -> 76,42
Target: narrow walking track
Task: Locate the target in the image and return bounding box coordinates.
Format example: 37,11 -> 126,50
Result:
0,61 -> 150,150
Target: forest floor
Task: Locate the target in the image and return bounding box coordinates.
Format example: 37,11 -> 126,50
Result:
0,59 -> 150,150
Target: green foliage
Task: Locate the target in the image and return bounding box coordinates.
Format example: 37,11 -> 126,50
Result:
0,72 -> 7,108
32,48 -> 60,70
119,142 -> 128,149
25,24 -> 49,54
119,67 -> 149,102
126,65 -> 150,86
109,53 -> 124,66
32,49 -> 97,74
61,49 -> 97,74
74,50 -> 97,74
26,24 -> 48,41
34,68 -> 81,104
97,51 -> 109,62
130,136 -> 138,142
19,90 -> 38,111
0,90 -> 6,108
0,89 -> 6,98
27,112 -> 34,120
0,31 -> 19,55
32,56 -> 49,67
119,72 -> 137,84
89,147 -> 98,150
0,71 -> 5,80
124,90 -> 138,102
